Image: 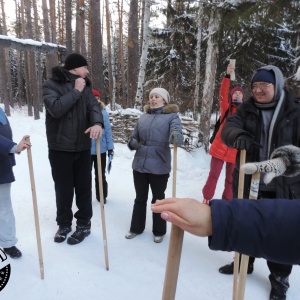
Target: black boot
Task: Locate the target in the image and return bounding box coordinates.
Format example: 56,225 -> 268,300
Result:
269,273 -> 289,300
67,225 -> 91,245
54,226 -> 72,243
3,246 -> 22,259
219,261 -> 254,275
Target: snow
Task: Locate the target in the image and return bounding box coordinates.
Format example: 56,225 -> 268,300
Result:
1,107 -> 300,300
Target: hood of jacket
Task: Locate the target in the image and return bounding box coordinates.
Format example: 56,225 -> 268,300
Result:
251,65 -> 284,103
50,66 -> 92,87
143,103 -> 179,114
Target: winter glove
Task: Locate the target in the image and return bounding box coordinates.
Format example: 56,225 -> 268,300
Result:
127,137 -> 141,151
233,134 -> 261,151
107,149 -> 114,159
241,145 -> 300,184
169,131 -> 184,146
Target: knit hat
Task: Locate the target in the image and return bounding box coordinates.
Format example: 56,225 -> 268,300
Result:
64,53 -> 88,70
230,86 -> 244,104
251,69 -> 275,84
92,89 -> 101,97
149,88 -> 170,103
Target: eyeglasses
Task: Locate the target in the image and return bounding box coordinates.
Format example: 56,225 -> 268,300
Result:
251,83 -> 272,91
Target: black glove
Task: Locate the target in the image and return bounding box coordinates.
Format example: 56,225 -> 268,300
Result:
127,137 -> 141,151
233,135 -> 261,151
108,149 -> 114,158
169,131 -> 184,146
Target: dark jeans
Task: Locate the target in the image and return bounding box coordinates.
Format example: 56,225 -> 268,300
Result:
49,149 -> 92,228
248,191 -> 292,277
130,171 -> 169,236
91,153 -> 107,200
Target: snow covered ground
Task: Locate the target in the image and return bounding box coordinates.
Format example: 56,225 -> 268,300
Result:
1,107 -> 299,299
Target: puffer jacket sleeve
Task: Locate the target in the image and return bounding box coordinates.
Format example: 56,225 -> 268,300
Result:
221,105 -> 253,148
43,80 -> 81,119
219,76 -> 230,117
208,198 -> 300,265
169,114 -> 182,134
102,110 -> 114,150
0,135 -> 16,154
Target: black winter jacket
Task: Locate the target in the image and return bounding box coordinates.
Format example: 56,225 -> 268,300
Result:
221,90 -> 300,199
43,67 -> 103,152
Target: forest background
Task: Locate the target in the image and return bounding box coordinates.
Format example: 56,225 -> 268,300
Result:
0,0 -> 299,151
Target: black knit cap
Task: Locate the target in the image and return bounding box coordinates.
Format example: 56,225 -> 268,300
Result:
64,53 -> 88,70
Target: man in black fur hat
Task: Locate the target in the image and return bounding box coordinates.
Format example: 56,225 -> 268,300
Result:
43,53 -> 104,246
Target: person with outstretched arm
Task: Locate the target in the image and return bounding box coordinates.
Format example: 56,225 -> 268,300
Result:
152,197 -> 300,266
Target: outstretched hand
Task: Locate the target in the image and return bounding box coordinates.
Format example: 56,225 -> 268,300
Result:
151,197 -> 212,237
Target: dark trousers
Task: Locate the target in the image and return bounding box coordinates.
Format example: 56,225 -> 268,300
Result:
49,149 -> 92,228
248,191 -> 292,277
91,153 -> 107,200
130,171 -> 169,236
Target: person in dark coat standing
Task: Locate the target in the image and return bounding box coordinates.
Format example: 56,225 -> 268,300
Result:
125,88 -> 183,243
220,65 -> 300,300
0,107 -> 31,258
43,53 -> 104,246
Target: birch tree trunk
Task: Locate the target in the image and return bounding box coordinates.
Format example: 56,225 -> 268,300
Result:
135,0 -> 151,110
193,2 -> 204,121
199,6 -> 221,152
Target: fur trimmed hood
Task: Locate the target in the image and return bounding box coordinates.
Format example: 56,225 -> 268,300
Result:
50,66 -> 92,87
143,104 -> 179,114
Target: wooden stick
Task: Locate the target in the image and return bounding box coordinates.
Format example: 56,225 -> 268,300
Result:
236,172 -> 260,300
96,137 -> 109,270
26,137 -> 44,279
232,149 -> 246,300
162,144 -> 184,300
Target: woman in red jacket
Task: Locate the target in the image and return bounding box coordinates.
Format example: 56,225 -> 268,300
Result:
202,64 -> 244,204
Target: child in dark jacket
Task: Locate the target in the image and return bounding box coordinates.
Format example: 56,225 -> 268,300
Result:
0,107 -> 31,258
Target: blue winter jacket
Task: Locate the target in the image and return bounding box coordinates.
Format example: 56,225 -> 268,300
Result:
209,198 -> 300,265
131,104 -> 182,174
0,108 -> 17,184
91,107 -> 114,154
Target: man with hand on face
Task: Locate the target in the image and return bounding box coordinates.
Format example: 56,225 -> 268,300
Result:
221,65 -> 300,300
43,53 -> 104,246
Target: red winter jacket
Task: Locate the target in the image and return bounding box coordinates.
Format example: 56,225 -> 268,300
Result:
209,77 -> 237,164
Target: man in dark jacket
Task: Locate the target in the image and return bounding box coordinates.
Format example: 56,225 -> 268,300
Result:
0,107 -> 31,258
220,65 -> 300,300
43,53 -> 104,246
